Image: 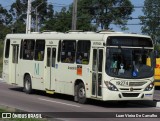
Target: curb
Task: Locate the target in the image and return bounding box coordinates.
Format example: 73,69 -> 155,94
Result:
0,78 -> 5,83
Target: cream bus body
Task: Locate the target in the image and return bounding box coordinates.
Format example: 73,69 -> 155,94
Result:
2,32 -> 155,103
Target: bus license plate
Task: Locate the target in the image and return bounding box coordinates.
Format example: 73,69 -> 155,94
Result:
116,81 -> 129,86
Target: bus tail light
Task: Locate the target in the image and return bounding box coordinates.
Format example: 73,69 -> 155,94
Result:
144,82 -> 154,91
104,81 -> 118,91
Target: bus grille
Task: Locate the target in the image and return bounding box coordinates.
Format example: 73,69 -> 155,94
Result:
122,93 -> 140,97
129,82 -> 147,86
120,88 -> 142,91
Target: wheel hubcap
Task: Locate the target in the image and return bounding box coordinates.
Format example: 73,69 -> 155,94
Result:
25,80 -> 30,90
79,88 -> 85,98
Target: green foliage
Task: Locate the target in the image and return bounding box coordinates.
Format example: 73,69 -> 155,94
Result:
0,41 -> 3,57
9,0 -> 54,33
91,0 -> 134,29
0,4 -> 12,41
0,4 -> 12,25
154,44 -> 160,57
140,0 -> 160,43
42,7 -> 72,32
0,0 -> 134,39
0,42 -> 3,77
76,0 -> 97,31
9,0 -> 27,26
0,24 -> 11,41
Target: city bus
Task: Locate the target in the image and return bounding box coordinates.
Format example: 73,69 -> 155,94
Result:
2,31 -> 155,104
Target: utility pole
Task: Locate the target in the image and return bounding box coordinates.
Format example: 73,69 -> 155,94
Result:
26,0 -> 32,34
72,0 -> 77,30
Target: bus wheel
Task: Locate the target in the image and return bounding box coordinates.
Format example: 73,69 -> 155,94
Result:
77,83 -> 87,104
24,75 -> 32,94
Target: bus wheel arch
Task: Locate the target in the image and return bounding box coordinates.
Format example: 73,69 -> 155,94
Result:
74,79 -> 87,104
23,73 -> 32,94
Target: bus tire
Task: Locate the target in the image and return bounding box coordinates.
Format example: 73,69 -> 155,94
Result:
77,83 -> 87,104
24,75 -> 32,94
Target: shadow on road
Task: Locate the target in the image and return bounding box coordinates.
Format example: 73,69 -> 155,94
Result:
155,86 -> 160,90
9,87 -> 156,108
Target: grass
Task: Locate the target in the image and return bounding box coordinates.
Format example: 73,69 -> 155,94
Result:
0,57 -> 3,78
0,108 -> 6,112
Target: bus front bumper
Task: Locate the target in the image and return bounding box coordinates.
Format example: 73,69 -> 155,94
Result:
102,90 -> 154,101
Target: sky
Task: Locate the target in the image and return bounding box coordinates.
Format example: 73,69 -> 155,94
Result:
0,0 -> 144,34
111,0 -> 144,34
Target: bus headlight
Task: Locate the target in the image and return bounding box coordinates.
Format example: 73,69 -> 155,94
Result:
104,81 -> 118,91
144,82 -> 154,91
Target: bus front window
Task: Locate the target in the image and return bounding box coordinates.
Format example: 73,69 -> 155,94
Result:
106,48 -> 154,79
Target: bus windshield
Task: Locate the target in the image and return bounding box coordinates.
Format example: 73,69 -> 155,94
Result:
106,36 -> 155,79
106,48 -> 154,79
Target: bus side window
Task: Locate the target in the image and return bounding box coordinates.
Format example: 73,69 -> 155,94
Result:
20,40 -> 23,59
61,40 -> 76,63
5,39 -> 10,58
23,39 -> 35,60
34,40 -> 45,61
57,40 -> 61,62
76,40 -> 91,65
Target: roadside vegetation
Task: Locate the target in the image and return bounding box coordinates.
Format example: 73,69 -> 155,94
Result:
0,41 -> 3,77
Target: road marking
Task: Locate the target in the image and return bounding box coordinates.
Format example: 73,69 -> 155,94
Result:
156,102 -> 160,108
0,78 -> 5,83
38,98 -> 81,108
0,81 -> 6,83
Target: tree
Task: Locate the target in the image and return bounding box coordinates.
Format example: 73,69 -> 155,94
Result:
140,0 -> 160,43
9,0 -> 54,33
42,0 -> 96,32
63,0 -> 133,31
0,4 -> 12,41
91,0 -> 134,30
77,0 -> 96,31
32,0 -> 54,31
42,7 -> 72,32
0,4 -> 12,25
9,0 -> 27,33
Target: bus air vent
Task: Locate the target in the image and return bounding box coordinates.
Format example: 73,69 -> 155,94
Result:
122,93 -> 139,97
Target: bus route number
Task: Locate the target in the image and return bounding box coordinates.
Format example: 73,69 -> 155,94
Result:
116,81 -> 129,86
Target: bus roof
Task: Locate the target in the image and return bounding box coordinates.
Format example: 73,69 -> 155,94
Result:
5,31 -> 151,41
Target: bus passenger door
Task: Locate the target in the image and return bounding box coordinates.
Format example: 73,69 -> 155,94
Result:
91,48 -> 103,98
45,47 -> 57,91
11,45 -> 19,84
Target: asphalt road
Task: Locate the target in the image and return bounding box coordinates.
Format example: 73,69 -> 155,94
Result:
0,80 -> 160,121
